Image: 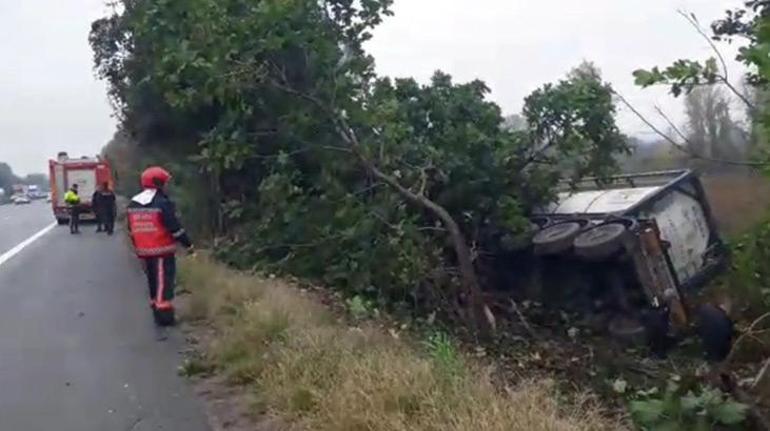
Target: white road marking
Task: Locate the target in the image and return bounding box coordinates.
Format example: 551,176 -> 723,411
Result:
0,222 -> 57,268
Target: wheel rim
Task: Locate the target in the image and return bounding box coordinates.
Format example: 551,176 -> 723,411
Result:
574,222 -> 627,248
533,221 -> 582,245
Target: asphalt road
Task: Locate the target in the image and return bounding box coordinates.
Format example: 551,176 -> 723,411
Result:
0,201 -> 55,257
0,202 -> 211,431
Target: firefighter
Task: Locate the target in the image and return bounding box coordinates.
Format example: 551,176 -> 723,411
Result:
126,167 -> 193,326
64,184 -> 81,234
93,182 -> 117,235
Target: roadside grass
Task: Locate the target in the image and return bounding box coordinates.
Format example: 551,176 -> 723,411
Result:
178,254 -> 623,431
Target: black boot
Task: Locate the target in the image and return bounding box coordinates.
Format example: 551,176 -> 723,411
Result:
153,307 -> 176,327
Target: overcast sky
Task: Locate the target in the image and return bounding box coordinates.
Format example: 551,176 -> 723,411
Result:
367,0 -> 747,137
0,0 -> 747,175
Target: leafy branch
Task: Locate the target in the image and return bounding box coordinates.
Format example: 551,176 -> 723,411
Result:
633,10 -> 756,114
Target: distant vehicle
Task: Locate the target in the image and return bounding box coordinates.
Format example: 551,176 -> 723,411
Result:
12,195 -> 31,205
49,152 -> 114,225
26,185 -> 46,200
521,170 -> 726,346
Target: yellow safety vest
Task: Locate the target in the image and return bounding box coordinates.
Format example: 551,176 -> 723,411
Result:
64,191 -> 81,205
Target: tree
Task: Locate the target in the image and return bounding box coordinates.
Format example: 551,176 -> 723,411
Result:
90,0 -> 628,332
22,173 -> 48,188
683,86 -> 747,162
523,61 -> 628,183
0,162 -> 21,196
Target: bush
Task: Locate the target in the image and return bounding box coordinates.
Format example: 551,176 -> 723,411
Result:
727,216 -> 770,314
178,255 -> 624,431
629,381 -> 748,430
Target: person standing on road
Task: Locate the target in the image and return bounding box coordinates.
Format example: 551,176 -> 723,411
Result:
92,187 -> 104,232
126,167 -> 193,326
93,182 -> 117,235
64,184 -> 81,234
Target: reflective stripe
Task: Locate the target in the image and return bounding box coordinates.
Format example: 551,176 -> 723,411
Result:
156,301 -> 174,310
156,258 -> 165,305
155,258 -> 173,310
135,245 -> 177,257
172,229 -> 186,238
127,207 -> 162,214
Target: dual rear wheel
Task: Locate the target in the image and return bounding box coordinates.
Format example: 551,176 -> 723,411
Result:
533,219 -> 632,260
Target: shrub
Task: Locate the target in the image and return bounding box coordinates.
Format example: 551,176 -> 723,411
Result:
629,382 -> 748,430
727,216 -> 770,314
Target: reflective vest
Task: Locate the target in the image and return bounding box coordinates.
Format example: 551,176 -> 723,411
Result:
127,207 -> 177,257
64,190 -> 80,205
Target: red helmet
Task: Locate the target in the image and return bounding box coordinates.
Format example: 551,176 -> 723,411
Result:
140,166 -> 172,189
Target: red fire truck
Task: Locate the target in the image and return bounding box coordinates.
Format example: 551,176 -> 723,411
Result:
49,152 -> 114,225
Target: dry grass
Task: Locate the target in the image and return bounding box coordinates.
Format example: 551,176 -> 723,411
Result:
702,173 -> 770,237
178,255 -> 623,431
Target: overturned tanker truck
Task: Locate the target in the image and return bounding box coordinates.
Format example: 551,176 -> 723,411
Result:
516,170 -> 729,351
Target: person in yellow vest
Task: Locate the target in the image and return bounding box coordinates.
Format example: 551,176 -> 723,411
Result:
64,184 -> 81,234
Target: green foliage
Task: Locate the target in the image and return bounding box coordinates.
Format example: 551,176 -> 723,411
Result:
629,382 -> 748,430
346,295 -> 375,320
525,62 -> 629,182
633,58 -> 721,97
728,215 -> 770,312
91,1 -> 627,314
425,331 -> 464,380
0,162 -> 20,197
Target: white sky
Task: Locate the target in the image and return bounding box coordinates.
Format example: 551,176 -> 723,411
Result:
367,0 -> 747,136
0,0 -> 747,175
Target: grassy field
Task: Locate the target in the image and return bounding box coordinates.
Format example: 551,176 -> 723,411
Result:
178,255 -> 624,431
701,172 -> 770,237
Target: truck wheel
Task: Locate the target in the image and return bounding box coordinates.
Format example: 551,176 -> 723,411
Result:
532,221 -> 584,256
56,218 -> 69,226
573,221 -> 629,261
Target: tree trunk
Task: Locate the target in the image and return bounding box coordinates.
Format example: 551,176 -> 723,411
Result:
267,80 -> 495,335
336,121 -> 494,335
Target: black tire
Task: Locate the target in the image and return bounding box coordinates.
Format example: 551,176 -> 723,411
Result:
573,222 -> 629,261
56,218 -> 69,226
532,221 -> 583,256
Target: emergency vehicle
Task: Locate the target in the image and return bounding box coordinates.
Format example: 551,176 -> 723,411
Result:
49,152 -> 114,225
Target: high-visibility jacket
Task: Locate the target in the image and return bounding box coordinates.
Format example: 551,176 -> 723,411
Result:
64,190 -> 80,205
127,189 -> 192,258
